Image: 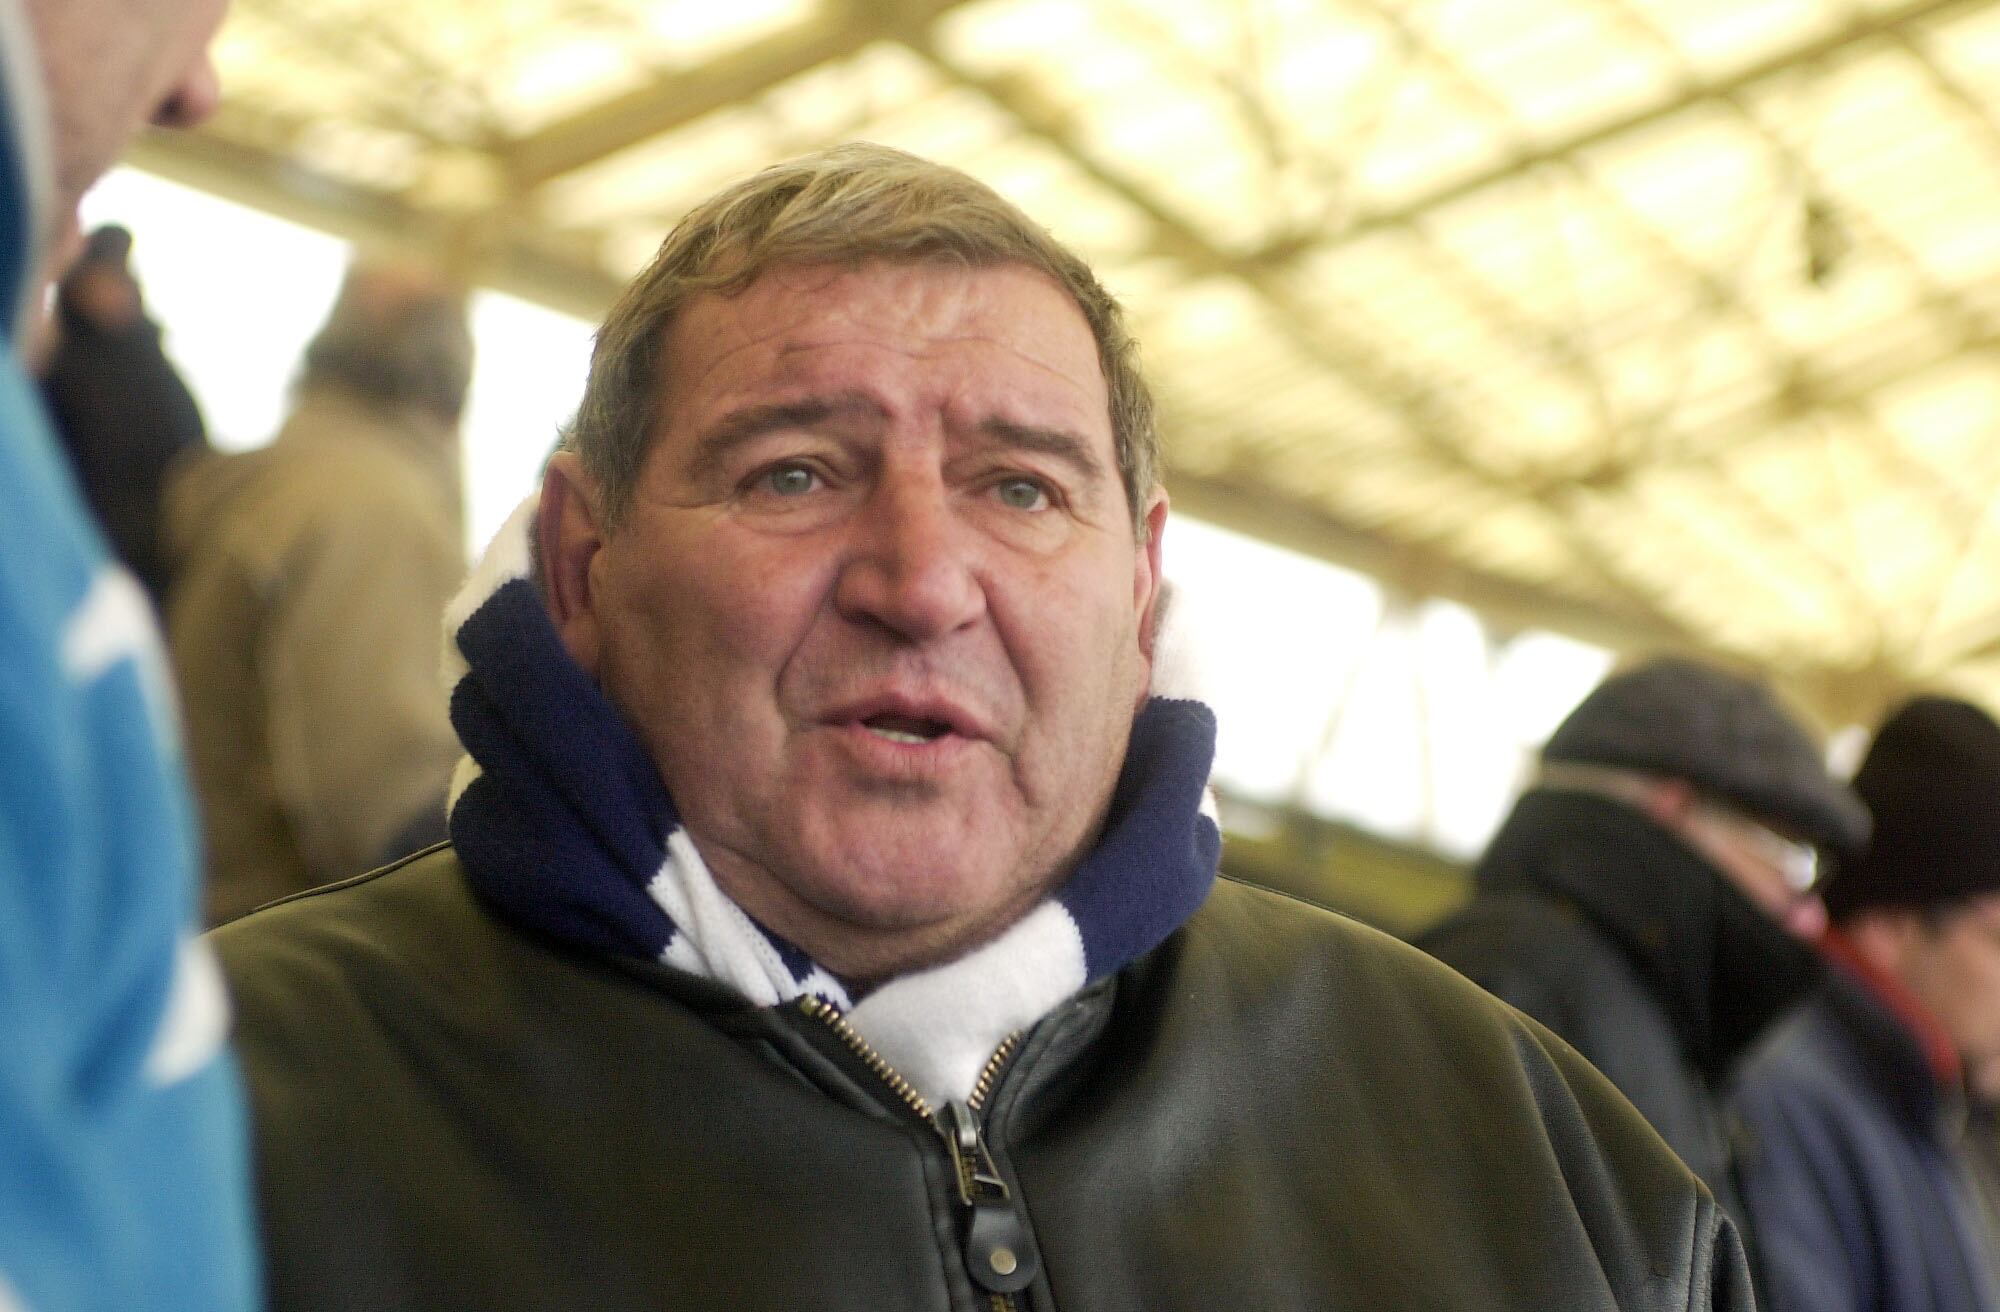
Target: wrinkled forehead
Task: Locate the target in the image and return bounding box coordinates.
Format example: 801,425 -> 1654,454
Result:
650,259 -> 1112,441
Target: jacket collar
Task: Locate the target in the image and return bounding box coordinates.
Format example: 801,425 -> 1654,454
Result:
1476,787 -> 1823,1085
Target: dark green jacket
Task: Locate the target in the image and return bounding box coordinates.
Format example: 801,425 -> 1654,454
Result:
214,847 -> 1754,1311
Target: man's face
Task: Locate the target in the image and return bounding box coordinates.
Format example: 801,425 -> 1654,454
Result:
1901,894 -> 2000,1069
23,0 -> 227,272
544,261 -> 1165,981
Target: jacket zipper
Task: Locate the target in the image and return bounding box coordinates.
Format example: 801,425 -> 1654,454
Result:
797,996 -> 1035,1311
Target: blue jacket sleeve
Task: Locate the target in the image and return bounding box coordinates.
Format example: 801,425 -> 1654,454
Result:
1734,1070 -> 1873,1312
0,343 -> 258,1311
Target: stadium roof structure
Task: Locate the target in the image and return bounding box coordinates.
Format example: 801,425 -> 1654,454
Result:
137,0 -> 2000,725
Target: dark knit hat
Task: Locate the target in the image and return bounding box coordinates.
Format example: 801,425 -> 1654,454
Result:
1822,695 -> 2000,919
1542,656 -> 1869,860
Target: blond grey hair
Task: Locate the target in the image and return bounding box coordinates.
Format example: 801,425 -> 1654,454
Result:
561,143 -> 1159,537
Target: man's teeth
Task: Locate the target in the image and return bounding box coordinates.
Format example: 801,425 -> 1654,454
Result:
866,725 -> 933,745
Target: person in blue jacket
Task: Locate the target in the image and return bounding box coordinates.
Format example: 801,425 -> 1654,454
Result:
1737,696 -> 2000,1312
0,0 -> 255,1308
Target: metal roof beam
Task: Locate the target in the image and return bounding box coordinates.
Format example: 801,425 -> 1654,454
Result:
505,0 -> 981,188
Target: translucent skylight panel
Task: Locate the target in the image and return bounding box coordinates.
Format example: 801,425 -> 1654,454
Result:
1586,329 -> 1728,431
535,106 -> 781,228
1752,252 -> 1925,355
1330,459 -> 1477,524
1790,41 -> 1957,175
1255,377 -> 1409,452
1911,508 -> 2000,664
289,120 -> 428,192
1578,104 -> 1786,274
1447,502 -> 1581,581
1263,5 -> 1406,115
1816,114 -> 1990,229
937,0 -> 1130,81
1724,431 -> 1872,560
1651,314 -> 1787,439
1813,301 -> 1960,392
1069,85 -> 1278,252
1870,358 -> 2000,479
487,34 -> 652,135
1419,0 -> 1680,140
633,0 -> 821,64
1810,126 -> 2000,287
1292,232 -> 1509,379
1417,180 -> 1583,326
1612,0 -> 1845,77
835,86 -> 1019,173
1153,347 -> 1300,426
1919,2 -> 2000,112
1639,469 -> 1875,635
1150,276 -> 1269,350
1419,179 -> 1685,352
1464,363 -> 1604,469
758,41 -> 942,129
1346,73 -> 1518,215
213,13 -> 397,127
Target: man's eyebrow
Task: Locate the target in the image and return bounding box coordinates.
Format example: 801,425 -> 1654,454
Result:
686,393 -> 883,478
976,418 -> 1107,480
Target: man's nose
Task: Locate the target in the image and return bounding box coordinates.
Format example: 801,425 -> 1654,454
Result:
833,472 -> 985,640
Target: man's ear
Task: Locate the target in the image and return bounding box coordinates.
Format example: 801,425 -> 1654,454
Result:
538,451 -> 607,677
1134,489 -> 1169,664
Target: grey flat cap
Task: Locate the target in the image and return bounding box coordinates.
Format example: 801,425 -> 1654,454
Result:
1542,656 -> 1870,860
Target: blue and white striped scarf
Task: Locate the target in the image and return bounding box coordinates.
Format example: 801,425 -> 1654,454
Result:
444,500 -> 1220,1105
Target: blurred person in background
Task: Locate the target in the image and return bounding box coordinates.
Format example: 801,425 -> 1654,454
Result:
0,0 -> 257,1309
1736,695 -> 2000,1312
40,224 -> 210,612
168,257 -> 472,925
1418,656 -> 1869,1251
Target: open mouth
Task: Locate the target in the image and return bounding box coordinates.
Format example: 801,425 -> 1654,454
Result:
861,713 -> 952,745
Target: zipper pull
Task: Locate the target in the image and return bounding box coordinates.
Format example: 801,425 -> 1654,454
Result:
941,1100 -> 1039,1295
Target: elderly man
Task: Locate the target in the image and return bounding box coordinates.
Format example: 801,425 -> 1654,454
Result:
1736,695 -> 2000,1312
1419,657 -> 1868,1252
1,0 -> 256,1309
169,258 -> 472,923
217,145 -> 1752,1311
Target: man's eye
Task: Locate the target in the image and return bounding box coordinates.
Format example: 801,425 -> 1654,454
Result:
995,478 -> 1049,511
762,464 -> 819,496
